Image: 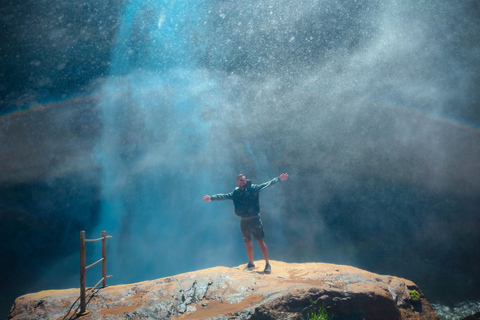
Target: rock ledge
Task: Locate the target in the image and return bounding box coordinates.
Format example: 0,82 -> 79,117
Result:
8,261 -> 438,319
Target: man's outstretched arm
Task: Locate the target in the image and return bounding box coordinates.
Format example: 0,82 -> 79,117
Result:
256,173 -> 289,192
203,192 -> 233,202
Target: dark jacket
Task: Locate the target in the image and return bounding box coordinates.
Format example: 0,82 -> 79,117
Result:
211,177 -> 281,217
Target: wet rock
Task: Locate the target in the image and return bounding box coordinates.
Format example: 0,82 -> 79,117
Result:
462,312 -> 480,320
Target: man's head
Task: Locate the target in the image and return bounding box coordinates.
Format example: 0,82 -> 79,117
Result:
237,174 -> 247,189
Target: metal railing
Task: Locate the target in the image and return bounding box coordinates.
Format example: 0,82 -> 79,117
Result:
79,230 -> 112,316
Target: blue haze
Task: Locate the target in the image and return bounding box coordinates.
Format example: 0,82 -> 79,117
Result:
0,0 -> 479,319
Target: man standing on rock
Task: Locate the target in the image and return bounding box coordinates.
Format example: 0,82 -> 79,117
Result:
203,173 -> 289,274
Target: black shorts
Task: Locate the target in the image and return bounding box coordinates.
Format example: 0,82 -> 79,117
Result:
240,215 -> 265,242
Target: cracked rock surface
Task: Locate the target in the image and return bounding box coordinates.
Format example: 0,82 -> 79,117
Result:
8,261 -> 438,320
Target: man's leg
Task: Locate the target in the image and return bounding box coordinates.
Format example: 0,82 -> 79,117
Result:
245,240 -> 254,264
256,239 -> 269,265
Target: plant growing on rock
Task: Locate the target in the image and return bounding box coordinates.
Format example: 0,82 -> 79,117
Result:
409,289 -> 421,303
307,301 -> 335,320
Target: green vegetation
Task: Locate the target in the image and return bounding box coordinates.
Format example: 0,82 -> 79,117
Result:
307,301 -> 335,320
409,290 -> 421,302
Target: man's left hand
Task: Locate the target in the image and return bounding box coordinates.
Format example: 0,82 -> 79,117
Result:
279,173 -> 289,181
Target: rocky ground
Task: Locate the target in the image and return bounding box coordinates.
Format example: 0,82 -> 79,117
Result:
8,260 -> 439,320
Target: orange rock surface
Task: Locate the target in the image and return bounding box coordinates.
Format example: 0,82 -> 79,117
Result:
8,261 -> 438,320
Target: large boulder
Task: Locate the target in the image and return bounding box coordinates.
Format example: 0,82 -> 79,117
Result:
8,261 -> 438,319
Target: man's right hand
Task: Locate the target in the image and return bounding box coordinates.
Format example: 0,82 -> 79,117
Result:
203,195 -> 211,202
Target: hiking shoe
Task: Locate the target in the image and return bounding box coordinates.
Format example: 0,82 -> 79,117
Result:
264,263 -> 271,274
244,262 -> 255,271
